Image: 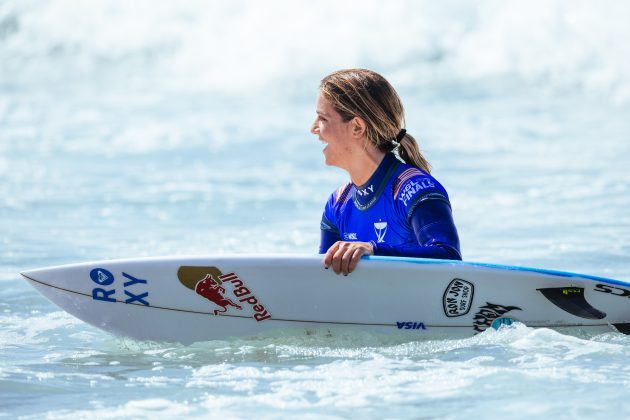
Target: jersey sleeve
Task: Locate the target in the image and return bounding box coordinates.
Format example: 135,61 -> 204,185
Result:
318,187 -> 344,253
393,168 -> 451,222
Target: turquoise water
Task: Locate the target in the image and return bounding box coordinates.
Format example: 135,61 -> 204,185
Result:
2,0 -> 630,418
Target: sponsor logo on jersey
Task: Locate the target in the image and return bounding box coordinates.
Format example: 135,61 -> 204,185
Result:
89,268 -> 150,306
399,178 -> 436,206
178,266 -> 271,321
355,184 -> 374,197
443,278 -> 474,317
344,232 -> 358,240
374,221 -> 388,243
473,302 -> 521,333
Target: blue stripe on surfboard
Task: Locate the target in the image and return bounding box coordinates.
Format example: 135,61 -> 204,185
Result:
364,255 -> 630,287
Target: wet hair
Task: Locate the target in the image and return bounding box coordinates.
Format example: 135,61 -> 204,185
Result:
319,69 -> 431,173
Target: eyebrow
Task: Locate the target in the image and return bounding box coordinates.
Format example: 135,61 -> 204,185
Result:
316,110 -> 330,117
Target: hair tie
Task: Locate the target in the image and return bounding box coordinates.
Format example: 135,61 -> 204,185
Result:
394,128 -> 406,143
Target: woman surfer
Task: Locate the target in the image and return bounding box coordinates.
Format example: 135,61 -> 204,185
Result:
312,69 -> 461,275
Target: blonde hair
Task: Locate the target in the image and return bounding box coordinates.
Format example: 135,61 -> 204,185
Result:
319,69 -> 431,173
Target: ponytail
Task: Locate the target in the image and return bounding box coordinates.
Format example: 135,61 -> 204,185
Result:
398,132 -> 431,174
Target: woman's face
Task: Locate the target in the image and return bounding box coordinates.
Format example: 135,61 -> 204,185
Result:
311,93 -> 354,169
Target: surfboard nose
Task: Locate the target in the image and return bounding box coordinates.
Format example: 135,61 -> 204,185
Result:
21,270 -> 36,280
21,263 -> 51,275
20,266 -> 58,283
19,262 -> 80,283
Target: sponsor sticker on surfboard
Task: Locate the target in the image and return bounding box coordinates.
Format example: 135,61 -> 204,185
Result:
178,266 -> 271,321
442,278 -> 474,317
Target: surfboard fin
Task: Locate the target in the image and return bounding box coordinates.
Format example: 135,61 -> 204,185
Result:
612,323 -> 630,335
537,287 -> 606,320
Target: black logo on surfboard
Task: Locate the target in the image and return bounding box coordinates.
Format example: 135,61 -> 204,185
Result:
443,278 -> 474,317
473,302 -> 521,333
594,283 -> 630,298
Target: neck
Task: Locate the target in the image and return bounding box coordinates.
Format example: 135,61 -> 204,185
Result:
346,144 -> 386,186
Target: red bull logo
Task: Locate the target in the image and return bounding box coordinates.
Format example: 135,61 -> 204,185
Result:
178,266 -> 271,322
195,274 -> 242,315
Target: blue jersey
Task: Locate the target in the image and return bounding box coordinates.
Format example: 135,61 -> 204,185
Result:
319,153 -> 461,260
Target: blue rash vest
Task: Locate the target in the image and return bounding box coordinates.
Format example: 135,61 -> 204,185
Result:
319,153 -> 462,260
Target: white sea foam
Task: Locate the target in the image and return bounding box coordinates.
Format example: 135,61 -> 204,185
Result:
2,0 -> 630,101
23,399 -> 194,420
0,311 -> 81,348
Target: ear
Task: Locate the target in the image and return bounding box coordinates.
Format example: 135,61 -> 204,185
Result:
350,116 -> 367,138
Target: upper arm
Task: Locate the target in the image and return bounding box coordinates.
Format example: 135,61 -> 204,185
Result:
319,187 -> 345,253
394,170 -> 450,222
409,199 -> 461,260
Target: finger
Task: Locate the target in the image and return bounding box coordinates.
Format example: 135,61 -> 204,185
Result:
323,242 -> 340,269
347,247 -> 366,274
340,246 -> 357,276
332,243 -> 348,274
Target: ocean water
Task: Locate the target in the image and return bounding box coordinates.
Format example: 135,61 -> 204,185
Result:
2,0 -> 630,418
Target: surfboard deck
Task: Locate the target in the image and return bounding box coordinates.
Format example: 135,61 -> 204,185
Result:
20,255 -> 630,343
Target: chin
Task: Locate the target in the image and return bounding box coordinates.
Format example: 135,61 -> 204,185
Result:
324,160 -> 344,170
323,150 -> 343,169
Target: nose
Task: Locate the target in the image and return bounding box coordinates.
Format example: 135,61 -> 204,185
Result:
311,118 -> 319,135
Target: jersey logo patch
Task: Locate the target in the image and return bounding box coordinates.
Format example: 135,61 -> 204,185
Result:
398,178 -> 436,206
356,184 -> 374,197
374,221 -> 388,243
393,168 -> 425,198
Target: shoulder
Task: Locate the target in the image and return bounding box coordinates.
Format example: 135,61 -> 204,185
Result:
334,182 -> 353,204
392,165 -> 450,217
321,182 -> 352,231
323,182 -> 353,213
324,182 -> 352,207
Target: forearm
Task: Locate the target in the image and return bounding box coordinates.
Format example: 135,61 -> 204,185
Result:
319,229 -> 341,254
372,240 -> 461,260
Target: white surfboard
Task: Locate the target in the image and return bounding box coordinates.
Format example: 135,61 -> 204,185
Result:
20,255 -> 630,343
